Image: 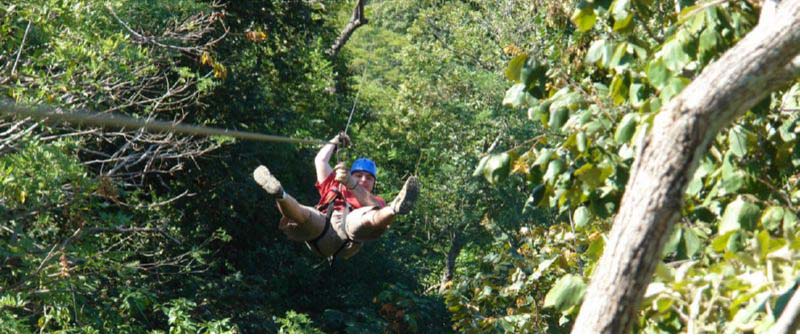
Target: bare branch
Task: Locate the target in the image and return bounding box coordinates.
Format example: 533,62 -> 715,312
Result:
328,0 -> 368,57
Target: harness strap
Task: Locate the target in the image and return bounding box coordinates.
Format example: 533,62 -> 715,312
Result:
305,188 -> 360,265
306,199 -> 336,257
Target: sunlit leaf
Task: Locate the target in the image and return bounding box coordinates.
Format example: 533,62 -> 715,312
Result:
614,113 -> 637,144
505,54 -> 528,82
570,6 -> 597,32
573,207 -> 591,230
719,197 -> 761,234
543,274 -> 587,312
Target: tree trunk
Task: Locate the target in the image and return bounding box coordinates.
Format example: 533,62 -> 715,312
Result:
572,1 -> 800,333
439,230 -> 463,294
769,284 -> 800,334
327,0 -> 368,57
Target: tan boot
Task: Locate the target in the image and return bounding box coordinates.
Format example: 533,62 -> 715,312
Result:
389,176 -> 419,215
253,165 -> 284,197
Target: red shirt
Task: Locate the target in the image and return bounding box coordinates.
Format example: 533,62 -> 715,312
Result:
314,172 -> 385,212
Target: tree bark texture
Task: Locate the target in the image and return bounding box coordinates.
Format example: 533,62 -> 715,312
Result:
769,284 -> 800,334
327,0 -> 368,57
572,1 -> 800,333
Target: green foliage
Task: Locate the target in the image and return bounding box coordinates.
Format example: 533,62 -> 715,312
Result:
6,0 -> 798,333
161,299 -> 237,334
491,0 -> 800,332
275,310 -> 322,334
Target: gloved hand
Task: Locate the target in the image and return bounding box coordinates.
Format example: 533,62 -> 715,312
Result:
334,162 -> 357,189
333,132 -> 351,148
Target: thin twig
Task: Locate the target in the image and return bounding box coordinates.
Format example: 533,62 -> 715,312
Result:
11,20 -> 32,75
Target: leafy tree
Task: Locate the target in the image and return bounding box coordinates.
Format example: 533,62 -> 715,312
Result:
486,0 -> 800,332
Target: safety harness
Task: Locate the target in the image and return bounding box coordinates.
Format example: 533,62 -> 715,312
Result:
306,187 -> 361,266
305,63 -> 368,266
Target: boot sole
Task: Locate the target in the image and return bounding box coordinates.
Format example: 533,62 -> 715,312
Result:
393,176 -> 419,215
253,165 -> 283,195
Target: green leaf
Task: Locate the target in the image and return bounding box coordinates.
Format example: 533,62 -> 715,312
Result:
574,163 -> 608,189
576,131 -> 587,152
778,118 -> 797,142
543,274 -> 587,312
534,148 -> 556,167
729,126 -> 748,158
682,227 -> 702,258
503,83 -> 529,108
609,74 -> 629,105
711,231 -> 735,252
483,152 -> 512,185
784,211 -> 798,233
629,83 -> 645,108
719,197 -> 761,234
609,42 -> 632,71
614,113 -> 638,144
698,27 -> 721,60
585,236 -> 604,263
659,38 -> 691,72
660,77 -> 690,101
613,13 -> 633,31
549,107 -> 569,130
760,206 -> 785,231
756,230 -> 772,260
573,206 -> 592,230
505,53 -> 528,82
586,39 -> 614,68
543,159 -> 565,184
646,59 -> 670,90
570,6 -> 597,32
773,281 -> 800,320
724,292 -> 770,333
611,0 -> 633,32
531,256 -> 558,280
525,184 -> 547,209
663,226 -> 682,256
611,0 -> 631,21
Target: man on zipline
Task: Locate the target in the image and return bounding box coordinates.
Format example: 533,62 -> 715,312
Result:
253,132 -> 419,261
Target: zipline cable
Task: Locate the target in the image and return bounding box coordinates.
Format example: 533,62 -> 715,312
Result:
0,101 -> 332,146
337,63 -> 369,163
343,63 -> 368,136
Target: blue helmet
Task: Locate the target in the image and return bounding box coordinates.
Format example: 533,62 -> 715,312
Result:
350,157 -> 377,179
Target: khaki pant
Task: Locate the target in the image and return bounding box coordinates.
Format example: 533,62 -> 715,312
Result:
279,206 -> 380,259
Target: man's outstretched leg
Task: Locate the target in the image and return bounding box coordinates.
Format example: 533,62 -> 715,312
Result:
253,165 -> 323,241
348,176 -> 419,241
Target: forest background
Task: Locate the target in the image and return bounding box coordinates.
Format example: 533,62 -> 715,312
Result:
2,0 -> 800,333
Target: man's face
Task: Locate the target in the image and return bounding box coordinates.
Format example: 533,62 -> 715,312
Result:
352,171 -> 376,192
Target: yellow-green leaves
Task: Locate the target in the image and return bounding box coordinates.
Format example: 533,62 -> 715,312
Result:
760,206 -> 784,231
611,0 -> 633,32
473,152 -> 513,185
505,53 -> 528,82
571,4 -> 597,32
503,54 -> 549,107
503,84 -> 529,108
614,113 -> 637,144
543,159 -> 565,184
549,107 -> 569,130
573,206 -> 592,230
586,39 -> 614,68
544,274 -> 587,312
728,125 -> 751,158
719,197 -> 760,235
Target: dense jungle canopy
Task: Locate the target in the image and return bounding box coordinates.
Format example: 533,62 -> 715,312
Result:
2,0 -> 800,333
